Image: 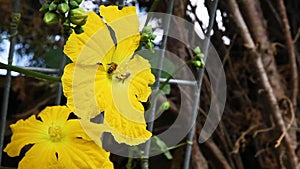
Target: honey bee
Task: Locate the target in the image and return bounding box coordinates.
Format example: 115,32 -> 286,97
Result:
107,62 -> 118,74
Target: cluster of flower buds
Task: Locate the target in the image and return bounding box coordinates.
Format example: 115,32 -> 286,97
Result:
140,25 -> 156,52
192,46 -> 205,68
39,0 -> 88,39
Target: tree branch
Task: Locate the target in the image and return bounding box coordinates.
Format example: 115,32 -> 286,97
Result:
204,139 -> 233,169
226,0 -> 299,168
277,0 -> 298,107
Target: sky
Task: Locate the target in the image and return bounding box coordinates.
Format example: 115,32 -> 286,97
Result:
0,39 -> 31,75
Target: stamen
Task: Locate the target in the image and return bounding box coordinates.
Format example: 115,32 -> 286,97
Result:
48,123 -> 63,142
116,71 -> 131,83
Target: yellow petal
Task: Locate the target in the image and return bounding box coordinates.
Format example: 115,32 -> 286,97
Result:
18,143 -> 59,169
78,120 -> 108,146
55,138 -> 113,169
62,63 -> 106,119
64,12 -> 115,64
114,34 -> 141,64
4,116 -> 48,157
38,106 -> 70,127
100,6 -> 138,25
61,63 -> 76,112
111,81 -> 144,122
105,55 -> 154,145
94,66 -> 113,111
104,105 -> 152,145
100,6 -> 140,63
64,120 -> 91,141
127,55 -> 155,102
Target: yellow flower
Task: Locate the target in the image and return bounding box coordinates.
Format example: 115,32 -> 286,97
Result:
4,106 -> 113,169
62,6 -> 155,145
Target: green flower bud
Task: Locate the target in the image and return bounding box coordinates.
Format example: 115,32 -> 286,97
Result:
159,102 -> 170,111
192,60 -> 205,68
58,3 -> 69,14
39,3 -> 50,13
49,2 -> 58,11
74,0 -> 83,4
194,46 -> 201,54
70,8 -> 88,26
140,33 -> 150,42
74,25 -> 84,34
69,0 -> 79,9
196,53 -> 204,59
43,12 -> 59,25
142,25 -> 153,34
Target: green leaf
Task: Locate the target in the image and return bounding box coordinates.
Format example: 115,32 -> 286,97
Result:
160,83 -> 171,95
43,48 -> 63,68
152,136 -> 173,160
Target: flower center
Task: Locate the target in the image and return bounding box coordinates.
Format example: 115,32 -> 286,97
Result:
107,61 -> 131,83
48,124 -> 63,142
114,64 -> 131,83
115,71 -> 131,83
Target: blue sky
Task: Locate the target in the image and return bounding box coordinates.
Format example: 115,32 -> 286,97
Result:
0,39 -> 32,75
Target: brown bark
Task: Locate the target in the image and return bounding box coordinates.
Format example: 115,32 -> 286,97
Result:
204,139 -> 233,169
239,0 -> 298,155
239,0 -> 285,98
226,0 -> 299,168
191,131 -> 208,169
277,0 -> 298,107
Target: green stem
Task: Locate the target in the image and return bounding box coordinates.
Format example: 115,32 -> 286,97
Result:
149,0 -> 160,12
126,148 -> 134,169
0,62 -> 61,82
167,142 -> 187,151
159,60 -> 193,91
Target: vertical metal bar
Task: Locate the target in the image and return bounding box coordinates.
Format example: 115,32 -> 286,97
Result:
141,0 -> 175,168
0,0 -> 21,165
183,0 -> 219,168
55,51 -> 66,104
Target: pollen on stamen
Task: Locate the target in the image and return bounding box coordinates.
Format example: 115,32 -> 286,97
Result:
48,124 -> 63,142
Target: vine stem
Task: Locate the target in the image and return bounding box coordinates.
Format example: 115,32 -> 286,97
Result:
0,62 -> 61,82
